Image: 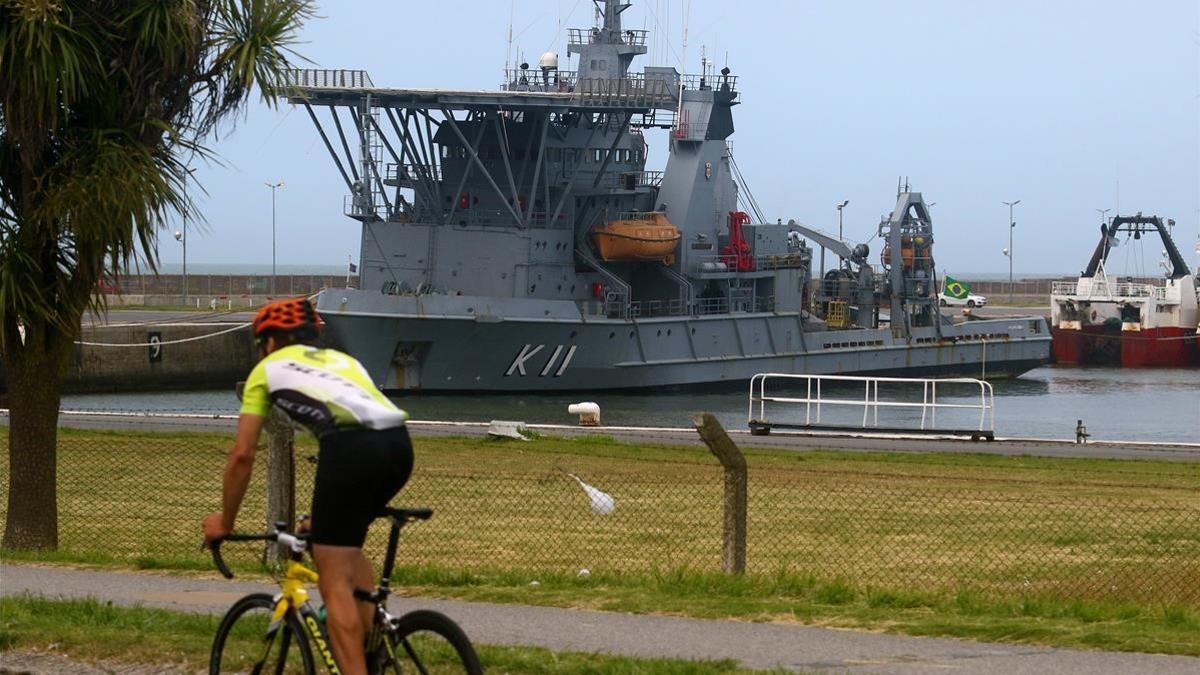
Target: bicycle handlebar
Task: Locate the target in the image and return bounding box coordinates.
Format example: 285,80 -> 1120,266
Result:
208,530 -> 308,579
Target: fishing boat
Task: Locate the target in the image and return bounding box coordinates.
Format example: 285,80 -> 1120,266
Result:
1050,215 -> 1197,367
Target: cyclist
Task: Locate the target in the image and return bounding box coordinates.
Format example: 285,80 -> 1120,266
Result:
202,297 -> 412,675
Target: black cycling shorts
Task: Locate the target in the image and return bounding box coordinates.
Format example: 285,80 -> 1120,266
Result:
310,425 -> 414,548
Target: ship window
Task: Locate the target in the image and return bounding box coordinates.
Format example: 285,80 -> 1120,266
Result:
592,149 -> 603,163
590,59 -> 598,70
634,149 -> 643,163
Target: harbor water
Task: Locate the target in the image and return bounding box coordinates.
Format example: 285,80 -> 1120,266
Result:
59,366 -> 1198,444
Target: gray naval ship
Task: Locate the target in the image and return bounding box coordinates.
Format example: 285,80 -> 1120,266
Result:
285,0 -> 1050,392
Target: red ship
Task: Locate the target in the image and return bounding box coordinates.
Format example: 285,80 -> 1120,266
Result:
1050,215 -> 1198,367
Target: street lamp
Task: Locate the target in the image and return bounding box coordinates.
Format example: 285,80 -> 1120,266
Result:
1002,199 -> 1020,303
836,200 -> 849,241
265,181 -> 284,296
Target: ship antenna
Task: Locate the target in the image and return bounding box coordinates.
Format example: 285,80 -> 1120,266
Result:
505,0 -> 515,76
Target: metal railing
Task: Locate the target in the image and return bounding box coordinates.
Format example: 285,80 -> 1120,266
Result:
692,253 -> 809,274
748,373 -> 995,438
1052,280 -> 1166,300
281,68 -> 374,89
567,28 -> 649,48
503,69 -> 578,93
386,163 -> 442,184
607,171 -> 663,190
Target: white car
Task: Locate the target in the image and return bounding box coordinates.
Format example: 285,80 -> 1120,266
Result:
939,292 -> 987,308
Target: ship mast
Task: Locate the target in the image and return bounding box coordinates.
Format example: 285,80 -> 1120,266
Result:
598,0 -> 630,39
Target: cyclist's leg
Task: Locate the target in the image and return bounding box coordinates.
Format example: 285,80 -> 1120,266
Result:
312,544 -> 371,675
310,431 -> 385,675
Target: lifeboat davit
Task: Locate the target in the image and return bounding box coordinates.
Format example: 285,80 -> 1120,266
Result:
591,212 -> 681,265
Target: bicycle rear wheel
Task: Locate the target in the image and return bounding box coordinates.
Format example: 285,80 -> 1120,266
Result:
376,609 -> 482,675
211,592 -> 316,675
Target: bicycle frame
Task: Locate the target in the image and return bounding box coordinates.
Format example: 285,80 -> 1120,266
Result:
211,507 -> 441,674
274,561 -> 341,674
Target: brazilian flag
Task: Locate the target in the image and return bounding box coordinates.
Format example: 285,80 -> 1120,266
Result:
943,275 -> 971,300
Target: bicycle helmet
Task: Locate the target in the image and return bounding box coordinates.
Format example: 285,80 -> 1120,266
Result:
252,297 -> 322,340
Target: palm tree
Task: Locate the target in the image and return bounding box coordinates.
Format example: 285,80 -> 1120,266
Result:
0,0 -> 313,549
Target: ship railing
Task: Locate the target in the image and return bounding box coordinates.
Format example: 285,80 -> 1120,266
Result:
1053,280 -> 1165,300
567,28 -> 649,48
385,162 -> 442,184
570,75 -> 677,108
748,373 -> 996,440
281,68 -> 373,89
343,193 -> 389,220
677,73 -> 738,92
503,69 -> 579,92
692,254 -> 808,275
606,171 -> 664,190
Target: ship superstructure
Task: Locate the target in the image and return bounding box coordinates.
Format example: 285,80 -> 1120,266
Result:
285,0 -> 1050,391
1051,215 -> 1198,367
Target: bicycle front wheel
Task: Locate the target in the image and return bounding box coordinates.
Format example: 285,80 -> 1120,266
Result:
211,592 -> 316,675
377,609 -> 482,674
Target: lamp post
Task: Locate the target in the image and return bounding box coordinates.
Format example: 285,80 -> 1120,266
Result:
265,181 -> 284,296
836,200 -> 849,241
173,167 -> 198,304
1096,208 -> 1111,226
1002,199 -> 1020,303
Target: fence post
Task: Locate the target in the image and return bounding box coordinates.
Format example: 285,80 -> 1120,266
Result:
236,381 -> 295,563
265,408 -> 296,533
693,413 -> 747,575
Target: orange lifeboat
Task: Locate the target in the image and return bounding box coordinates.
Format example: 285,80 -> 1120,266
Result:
591,212 -> 681,265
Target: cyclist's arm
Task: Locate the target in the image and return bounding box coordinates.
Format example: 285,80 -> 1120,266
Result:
220,413 -> 265,531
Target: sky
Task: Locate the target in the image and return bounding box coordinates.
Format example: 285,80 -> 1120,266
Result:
173,0 -> 1200,278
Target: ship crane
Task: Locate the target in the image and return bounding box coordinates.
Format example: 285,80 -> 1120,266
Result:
788,223 -> 877,328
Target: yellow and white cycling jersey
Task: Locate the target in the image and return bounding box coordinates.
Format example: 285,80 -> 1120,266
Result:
240,344 -> 407,437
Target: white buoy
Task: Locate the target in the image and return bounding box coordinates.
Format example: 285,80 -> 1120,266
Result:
567,402 -> 601,426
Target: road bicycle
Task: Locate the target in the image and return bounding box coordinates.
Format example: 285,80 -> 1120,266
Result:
208,506 -> 482,674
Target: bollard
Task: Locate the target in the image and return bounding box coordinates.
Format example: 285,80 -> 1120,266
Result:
693,413 -> 747,575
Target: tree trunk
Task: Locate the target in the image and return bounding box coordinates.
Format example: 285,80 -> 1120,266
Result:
2,319 -> 71,550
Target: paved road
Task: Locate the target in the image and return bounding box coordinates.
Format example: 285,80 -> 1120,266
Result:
23,410 -> 1200,462
2,564 -> 1196,674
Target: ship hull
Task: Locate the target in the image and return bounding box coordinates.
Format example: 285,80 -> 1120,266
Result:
1053,326 -> 1197,367
318,292 -> 1051,392
1121,326 -> 1198,367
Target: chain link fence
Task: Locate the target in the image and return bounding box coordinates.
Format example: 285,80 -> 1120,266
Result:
2,417 -> 1199,606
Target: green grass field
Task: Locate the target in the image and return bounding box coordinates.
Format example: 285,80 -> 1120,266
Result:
3,426 -> 1200,655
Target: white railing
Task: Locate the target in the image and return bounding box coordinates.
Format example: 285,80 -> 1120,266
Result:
1053,280 -> 1167,300
748,373 -> 995,436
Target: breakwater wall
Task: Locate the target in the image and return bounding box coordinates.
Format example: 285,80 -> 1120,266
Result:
0,323 -> 255,396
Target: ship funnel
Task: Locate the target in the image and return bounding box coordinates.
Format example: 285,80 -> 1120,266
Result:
539,52 -> 559,70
